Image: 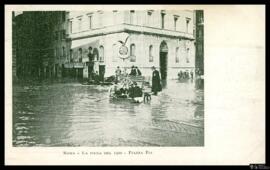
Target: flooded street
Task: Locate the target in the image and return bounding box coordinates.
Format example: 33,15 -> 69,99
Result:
13,79 -> 204,146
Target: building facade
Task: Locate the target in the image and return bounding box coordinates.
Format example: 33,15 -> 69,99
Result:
13,10 -> 197,81
63,10 -> 196,80
195,10 -> 204,73
14,11 -> 67,80
51,11 -> 69,78
12,12 -> 17,80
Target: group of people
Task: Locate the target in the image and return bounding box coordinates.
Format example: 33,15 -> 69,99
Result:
111,65 -> 162,101
115,65 -> 142,84
195,68 -> 204,76
129,66 -> 142,76
113,82 -> 143,99
178,68 -> 204,80
115,65 -> 142,76
178,70 -> 194,80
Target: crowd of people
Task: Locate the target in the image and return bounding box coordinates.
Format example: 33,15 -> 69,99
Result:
178,70 -> 194,80
112,82 -> 143,99
129,66 -> 142,76
115,65 -> 142,83
112,65 -> 144,102
177,68 -> 203,80
111,65 -> 162,102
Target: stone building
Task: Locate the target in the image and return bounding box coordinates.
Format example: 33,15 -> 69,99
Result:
51,11 -> 69,78
12,12 -> 17,81
195,10 -> 204,73
13,10 -> 197,81
13,11 -> 67,80
64,10 -> 196,80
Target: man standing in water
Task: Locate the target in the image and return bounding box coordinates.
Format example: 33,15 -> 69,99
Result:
151,66 -> 162,95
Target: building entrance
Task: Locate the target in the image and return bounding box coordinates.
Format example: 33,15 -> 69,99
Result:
159,41 -> 168,81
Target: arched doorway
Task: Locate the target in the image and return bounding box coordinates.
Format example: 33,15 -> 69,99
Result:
93,48 -> 99,61
159,41 -> 168,81
92,48 -> 100,80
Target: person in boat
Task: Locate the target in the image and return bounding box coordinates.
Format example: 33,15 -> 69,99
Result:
112,83 -> 128,98
134,66 -> 142,76
128,83 -> 135,98
132,82 -> 144,103
128,82 -> 143,101
151,66 -> 162,95
115,88 -> 128,98
129,65 -> 136,76
133,82 -> 143,97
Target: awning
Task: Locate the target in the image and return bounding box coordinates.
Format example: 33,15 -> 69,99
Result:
70,37 -> 100,63
71,36 -> 100,49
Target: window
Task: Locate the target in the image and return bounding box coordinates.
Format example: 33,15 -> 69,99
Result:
113,10 -> 117,24
98,11 -> 103,28
69,20 -> 73,33
112,44 -> 117,62
130,44 -> 136,62
161,12 -> 165,29
62,46 -> 66,58
93,48 -> 99,61
54,48 -> 57,57
149,45 -> 153,62
62,30 -> 66,40
58,47 -> 60,61
186,48 -> 190,63
88,46 -> 92,59
70,49 -> 73,62
130,10 -> 135,24
78,17 -> 82,31
54,31 -> 58,40
99,46 -> 104,62
88,15 -> 92,29
147,11 -> 153,26
186,18 -> 191,33
175,47 -> 179,63
174,15 -> 179,31
79,48 -> 82,62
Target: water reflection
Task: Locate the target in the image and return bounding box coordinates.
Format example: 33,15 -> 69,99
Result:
13,80 -> 204,146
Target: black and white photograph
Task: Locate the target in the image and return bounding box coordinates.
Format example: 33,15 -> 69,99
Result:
12,9 -> 204,147
5,5 -> 265,166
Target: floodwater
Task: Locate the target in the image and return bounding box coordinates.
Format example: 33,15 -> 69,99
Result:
13,79 -> 204,146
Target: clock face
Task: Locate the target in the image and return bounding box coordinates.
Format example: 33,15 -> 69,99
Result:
119,45 -> 128,55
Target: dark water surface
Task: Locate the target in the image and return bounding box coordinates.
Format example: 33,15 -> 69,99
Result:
13,79 -> 204,146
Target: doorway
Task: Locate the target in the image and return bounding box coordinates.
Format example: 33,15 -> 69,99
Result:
159,41 -> 168,81
99,65 -> 105,82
